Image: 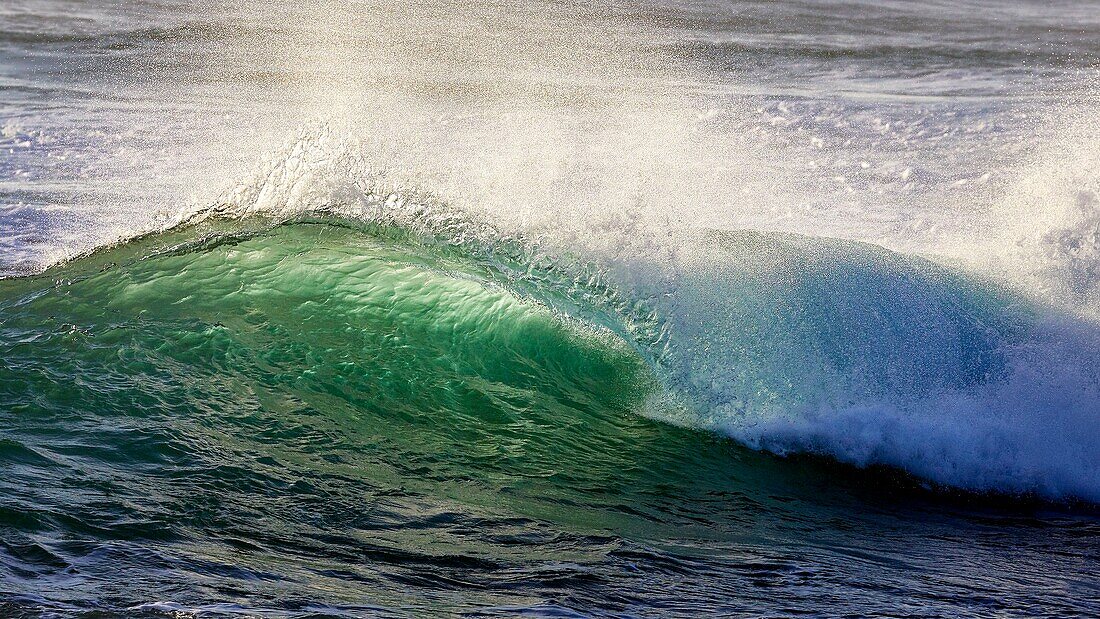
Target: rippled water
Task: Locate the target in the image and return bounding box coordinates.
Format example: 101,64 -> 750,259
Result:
2,1 -> 1099,617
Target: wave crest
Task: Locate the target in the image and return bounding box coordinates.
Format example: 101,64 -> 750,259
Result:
68,124 -> 1100,504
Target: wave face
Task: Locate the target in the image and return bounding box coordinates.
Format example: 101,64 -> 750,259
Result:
2,219 -> 1100,617
157,124 -> 1100,503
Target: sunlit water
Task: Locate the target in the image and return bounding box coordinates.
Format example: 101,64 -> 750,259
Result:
1,1 -> 1099,617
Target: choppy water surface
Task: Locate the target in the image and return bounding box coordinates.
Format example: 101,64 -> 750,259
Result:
2,1 -> 1099,617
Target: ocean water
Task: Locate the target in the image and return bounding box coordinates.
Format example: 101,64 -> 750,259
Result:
1,0 -> 1099,617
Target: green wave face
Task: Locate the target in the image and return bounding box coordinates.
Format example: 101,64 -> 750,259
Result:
1,223 -> 803,591
2,223 -> 656,507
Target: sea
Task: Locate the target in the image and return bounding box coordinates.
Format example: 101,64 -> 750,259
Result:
1,0 -> 1099,616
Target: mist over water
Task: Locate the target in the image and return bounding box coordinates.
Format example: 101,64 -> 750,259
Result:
6,0 -> 1096,276
2,0 -> 1100,617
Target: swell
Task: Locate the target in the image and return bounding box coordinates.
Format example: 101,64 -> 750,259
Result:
5,201 -> 1100,504
3,121 -> 1100,503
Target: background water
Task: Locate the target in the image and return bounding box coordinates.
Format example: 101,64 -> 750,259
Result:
2,1 -> 1100,617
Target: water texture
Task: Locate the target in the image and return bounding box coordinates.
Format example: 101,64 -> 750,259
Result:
1,0 -> 1099,616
